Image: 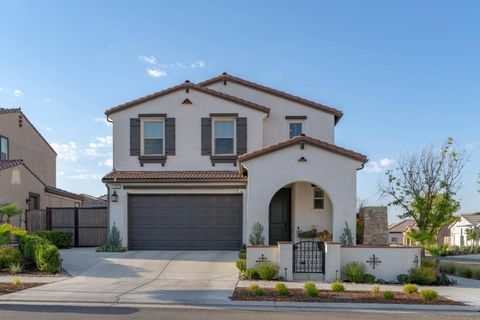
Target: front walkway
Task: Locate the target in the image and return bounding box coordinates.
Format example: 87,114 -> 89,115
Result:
0,248 -> 239,305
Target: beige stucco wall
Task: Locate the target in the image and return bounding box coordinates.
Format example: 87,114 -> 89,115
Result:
242,143 -> 362,244
109,88 -> 267,172
206,81 -> 336,145
0,113 -> 56,186
0,165 -> 80,227
292,182 -> 333,243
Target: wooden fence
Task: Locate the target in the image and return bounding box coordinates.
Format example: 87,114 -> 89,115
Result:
26,207 -> 108,247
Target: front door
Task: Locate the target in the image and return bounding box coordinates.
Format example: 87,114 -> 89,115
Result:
269,188 -> 291,245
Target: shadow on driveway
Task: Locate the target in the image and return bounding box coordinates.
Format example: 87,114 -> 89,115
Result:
0,304 -> 139,315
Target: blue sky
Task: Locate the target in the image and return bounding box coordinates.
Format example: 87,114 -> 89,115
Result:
1,1 -> 479,221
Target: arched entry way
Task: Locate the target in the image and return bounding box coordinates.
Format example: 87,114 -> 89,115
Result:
268,181 -> 333,245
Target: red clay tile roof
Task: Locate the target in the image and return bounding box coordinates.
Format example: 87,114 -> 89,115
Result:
199,73 -> 344,124
0,108 -> 22,114
0,159 -> 25,171
105,82 -> 270,116
238,135 -> 368,164
102,170 -> 247,182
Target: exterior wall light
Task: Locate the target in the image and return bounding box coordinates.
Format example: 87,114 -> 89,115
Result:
111,191 -> 118,203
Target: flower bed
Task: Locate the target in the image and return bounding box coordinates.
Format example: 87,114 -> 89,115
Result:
231,287 -> 462,305
0,282 -> 42,295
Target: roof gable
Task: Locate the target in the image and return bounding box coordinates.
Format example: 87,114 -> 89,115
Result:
199,73 -> 343,124
238,135 -> 368,164
105,82 -> 270,116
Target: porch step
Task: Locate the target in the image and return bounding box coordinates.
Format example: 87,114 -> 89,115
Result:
293,273 -> 325,282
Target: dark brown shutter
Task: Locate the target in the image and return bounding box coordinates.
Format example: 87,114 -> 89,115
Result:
130,118 -> 140,156
165,118 -> 175,155
201,118 -> 212,155
236,117 -> 247,155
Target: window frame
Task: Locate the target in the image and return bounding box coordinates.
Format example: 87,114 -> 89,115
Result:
212,118 -> 237,156
140,118 -> 165,156
0,135 -> 8,161
313,187 -> 325,210
288,121 -> 303,138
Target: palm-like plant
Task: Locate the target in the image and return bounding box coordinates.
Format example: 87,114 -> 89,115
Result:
0,203 -> 22,224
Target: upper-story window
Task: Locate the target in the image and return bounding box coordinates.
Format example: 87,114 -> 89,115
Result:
0,136 -> 8,160
141,119 -> 164,155
213,119 -> 236,155
289,122 -> 303,138
313,187 -> 325,210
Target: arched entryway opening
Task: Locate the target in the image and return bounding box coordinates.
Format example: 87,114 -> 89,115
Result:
268,181 -> 333,245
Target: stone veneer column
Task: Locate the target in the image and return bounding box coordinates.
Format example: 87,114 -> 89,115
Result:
359,206 -> 389,245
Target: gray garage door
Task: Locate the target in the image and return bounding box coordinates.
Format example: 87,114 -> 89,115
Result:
128,194 -> 243,250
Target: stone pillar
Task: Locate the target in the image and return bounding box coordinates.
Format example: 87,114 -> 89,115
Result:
359,206 -> 388,245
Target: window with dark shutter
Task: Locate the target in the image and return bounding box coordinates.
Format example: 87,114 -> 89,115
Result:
165,118 -> 175,155
236,117 -> 247,155
130,118 -> 140,156
201,118 -> 212,155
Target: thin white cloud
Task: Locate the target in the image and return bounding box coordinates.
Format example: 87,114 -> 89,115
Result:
45,127 -> 53,132
364,158 -> 395,173
89,136 -> 112,148
51,142 -> 79,161
99,158 -> 113,168
13,89 -> 23,97
93,117 -> 112,127
67,173 -> 103,180
146,68 -> 167,78
138,55 -> 157,65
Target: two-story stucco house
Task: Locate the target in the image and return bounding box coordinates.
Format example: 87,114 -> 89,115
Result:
0,108 -> 82,227
103,73 -> 368,251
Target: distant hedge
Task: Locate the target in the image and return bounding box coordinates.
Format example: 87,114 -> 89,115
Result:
33,231 -> 72,249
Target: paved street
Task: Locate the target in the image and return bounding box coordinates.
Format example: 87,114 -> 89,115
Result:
0,305 -> 477,320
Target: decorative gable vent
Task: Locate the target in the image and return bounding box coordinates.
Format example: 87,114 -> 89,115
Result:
18,114 -> 23,127
182,98 -> 192,105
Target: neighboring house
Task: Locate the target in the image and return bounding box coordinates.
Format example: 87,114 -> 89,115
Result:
80,194 -> 108,207
388,219 -> 415,245
0,108 -> 82,227
449,212 -> 480,247
103,73 -> 368,250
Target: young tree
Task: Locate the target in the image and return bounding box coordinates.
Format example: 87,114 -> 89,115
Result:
466,228 -> 480,249
379,138 -> 466,275
0,203 -> 22,224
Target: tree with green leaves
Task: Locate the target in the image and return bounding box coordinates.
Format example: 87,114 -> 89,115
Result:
0,203 -> 22,224
466,228 -> 480,249
379,138 -> 466,276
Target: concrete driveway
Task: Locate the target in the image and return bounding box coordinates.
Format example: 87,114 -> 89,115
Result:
0,248 -> 239,304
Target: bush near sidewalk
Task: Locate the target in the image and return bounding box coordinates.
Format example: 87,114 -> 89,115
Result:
18,234 -> 61,273
33,231 -> 72,249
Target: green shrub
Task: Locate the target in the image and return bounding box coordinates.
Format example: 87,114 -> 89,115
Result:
371,285 -> 380,294
18,234 -> 60,273
248,284 -> 265,296
421,260 -> 435,269
456,265 -> 473,278
96,224 -> 126,252
35,244 -> 61,273
440,262 -> 457,275
375,278 -> 386,284
33,231 -> 72,249
342,262 -> 365,283
383,291 -> 395,300
8,261 -> 22,274
236,258 -> 246,272
403,284 -> 418,294
0,246 -> 23,268
363,274 -> 376,283
473,269 -> 480,280
397,274 -> 409,284
275,282 -> 290,296
304,282 -> 319,297
420,289 -> 438,301
409,267 -> 436,285
256,262 -> 278,280
245,268 -> 260,280
238,251 -> 246,260
331,280 -> 345,292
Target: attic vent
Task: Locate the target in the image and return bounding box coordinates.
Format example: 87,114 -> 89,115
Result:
18,115 -> 23,127
182,98 -> 192,105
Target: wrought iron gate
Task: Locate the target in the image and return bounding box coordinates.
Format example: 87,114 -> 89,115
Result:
293,241 -> 325,273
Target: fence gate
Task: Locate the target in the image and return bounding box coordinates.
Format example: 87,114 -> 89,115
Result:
293,241 -> 325,273
26,207 -> 108,247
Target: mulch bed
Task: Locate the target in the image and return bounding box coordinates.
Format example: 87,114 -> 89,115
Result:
0,266 -> 70,277
232,288 -> 463,305
0,283 -> 43,295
